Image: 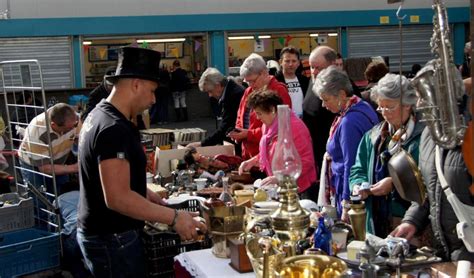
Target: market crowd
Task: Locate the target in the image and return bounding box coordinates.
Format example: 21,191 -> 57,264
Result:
14,42 -> 473,277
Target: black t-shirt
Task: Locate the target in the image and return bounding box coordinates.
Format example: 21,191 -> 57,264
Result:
77,100 -> 147,235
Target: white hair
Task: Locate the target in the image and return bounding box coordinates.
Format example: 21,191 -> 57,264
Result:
372,73 -> 417,106
240,53 -> 267,77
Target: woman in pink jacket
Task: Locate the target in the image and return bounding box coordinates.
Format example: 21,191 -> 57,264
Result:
239,90 -> 318,202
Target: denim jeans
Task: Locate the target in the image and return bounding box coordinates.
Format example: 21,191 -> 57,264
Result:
19,160 -> 70,195
77,228 -> 146,278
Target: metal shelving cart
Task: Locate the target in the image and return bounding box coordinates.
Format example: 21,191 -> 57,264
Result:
0,60 -> 62,277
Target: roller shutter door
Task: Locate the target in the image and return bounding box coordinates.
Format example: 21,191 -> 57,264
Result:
0,37 -> 73,89
347,25 -> 435,72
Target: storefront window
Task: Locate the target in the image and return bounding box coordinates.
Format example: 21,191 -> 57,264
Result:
83,35 -> 207,88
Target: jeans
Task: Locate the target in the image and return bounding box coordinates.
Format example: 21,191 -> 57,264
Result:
77,228 -> 146,278
19,160 -> 70,229
19,160 -> 70,195
172,91 -> 187,108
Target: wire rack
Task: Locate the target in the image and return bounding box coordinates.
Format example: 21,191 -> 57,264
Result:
0,59 -> 62,246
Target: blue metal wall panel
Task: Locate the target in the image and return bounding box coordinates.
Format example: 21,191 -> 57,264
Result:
72,36 -> 83,88
209,32 -> 227,75
0,8 -> 468,37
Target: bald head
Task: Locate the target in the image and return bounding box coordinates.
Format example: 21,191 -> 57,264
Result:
309,46 -> 337,79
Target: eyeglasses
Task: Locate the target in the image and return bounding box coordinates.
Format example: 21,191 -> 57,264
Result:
244,73 -> 263,85
376,104 -> 399,113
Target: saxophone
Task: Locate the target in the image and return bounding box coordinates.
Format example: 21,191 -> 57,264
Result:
411,0 -> 466,149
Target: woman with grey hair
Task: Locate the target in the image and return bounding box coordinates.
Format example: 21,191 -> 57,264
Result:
228,53 -> 291,159
350,73 -> 424,237
313,65 -> 379,221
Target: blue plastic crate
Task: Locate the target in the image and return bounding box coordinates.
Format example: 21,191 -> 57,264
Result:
0,228 -> 60,277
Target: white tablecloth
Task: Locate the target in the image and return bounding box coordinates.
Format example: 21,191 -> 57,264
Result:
174,248 -> 255,278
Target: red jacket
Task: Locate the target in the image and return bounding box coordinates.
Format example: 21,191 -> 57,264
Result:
235,76 -> 291,159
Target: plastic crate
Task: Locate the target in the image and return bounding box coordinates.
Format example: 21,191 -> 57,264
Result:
0,228 -> 60,277
142,226 -> 211,278
0,193 -> 34,233
167,199 -> 201,213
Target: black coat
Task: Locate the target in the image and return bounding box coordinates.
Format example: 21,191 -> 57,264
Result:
302,79 -> 336,176
201,79 -> 244,147
170,68 -> 190,92
81,81 -> 110,122
274,71 -> 310,97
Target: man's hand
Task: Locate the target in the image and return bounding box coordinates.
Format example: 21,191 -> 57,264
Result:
228,128 -> 248,142
186,141 -> 201,148
370,177 -> 393,196
390,222 -> 417,240
173,211 -> 207,241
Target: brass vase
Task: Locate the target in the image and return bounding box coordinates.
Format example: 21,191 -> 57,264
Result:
348,201 -> 367,241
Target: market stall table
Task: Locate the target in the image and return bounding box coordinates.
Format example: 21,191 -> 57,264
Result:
174,248 -> 255,278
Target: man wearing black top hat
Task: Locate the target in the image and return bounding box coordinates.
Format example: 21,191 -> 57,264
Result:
77,47 -> 207,277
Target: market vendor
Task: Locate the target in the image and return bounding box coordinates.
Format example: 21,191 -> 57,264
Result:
77,47 -> 207,277
18,103 -> 80,195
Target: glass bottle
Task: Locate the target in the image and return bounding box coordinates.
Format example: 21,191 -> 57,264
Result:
313,216 -> 333,255
271,105 -> 302,181
218,176 -> 234,205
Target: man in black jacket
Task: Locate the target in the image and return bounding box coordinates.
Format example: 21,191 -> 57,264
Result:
187,68 -> 244,153
302,46 -> 337,176
81,67 -> 115,122
275,46 -> 309,118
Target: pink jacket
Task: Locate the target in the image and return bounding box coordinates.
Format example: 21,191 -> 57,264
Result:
260,114 -> 318,193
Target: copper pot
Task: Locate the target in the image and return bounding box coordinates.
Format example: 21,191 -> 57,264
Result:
388,148 -> 425,205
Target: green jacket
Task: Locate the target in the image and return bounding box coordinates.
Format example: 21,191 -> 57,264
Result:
349,119 -> 425,234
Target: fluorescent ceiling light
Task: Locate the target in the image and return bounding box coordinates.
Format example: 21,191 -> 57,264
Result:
136,38 -> 186,43
82,41 -> 92,45
309,33 -> 318,37
328,33 -> 338,37
228,35 -> 271,40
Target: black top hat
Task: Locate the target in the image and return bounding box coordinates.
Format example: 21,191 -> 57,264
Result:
106,47 -> 161,84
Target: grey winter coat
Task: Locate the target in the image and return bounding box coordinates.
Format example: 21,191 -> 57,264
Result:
402,128 -> 474,261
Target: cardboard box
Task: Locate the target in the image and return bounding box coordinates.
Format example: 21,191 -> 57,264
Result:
154,142 -> 235,177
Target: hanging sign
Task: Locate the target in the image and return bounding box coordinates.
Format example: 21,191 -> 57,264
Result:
254,39 -> 264,52
317,35 -> 328,45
